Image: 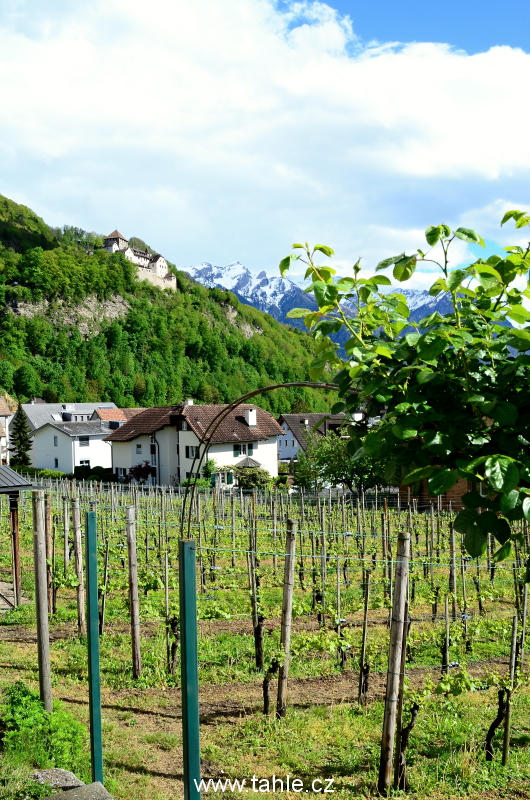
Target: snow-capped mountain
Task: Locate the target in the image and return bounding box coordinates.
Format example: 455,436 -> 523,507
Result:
185,262 -> 453,332
186,262 -> 318,323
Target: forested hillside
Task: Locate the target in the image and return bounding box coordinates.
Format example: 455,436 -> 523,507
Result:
0,195 -> 332,413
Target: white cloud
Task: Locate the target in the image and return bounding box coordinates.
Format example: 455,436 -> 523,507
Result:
0,0 -> 529,286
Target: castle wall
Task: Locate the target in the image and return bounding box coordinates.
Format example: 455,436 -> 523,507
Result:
137,267 -> 176,291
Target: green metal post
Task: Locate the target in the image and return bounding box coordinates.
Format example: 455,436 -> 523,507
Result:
179,539 -> 201,800
86,511 -> 104,784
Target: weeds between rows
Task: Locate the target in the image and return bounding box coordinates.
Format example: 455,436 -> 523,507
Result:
0,482 -> 528,798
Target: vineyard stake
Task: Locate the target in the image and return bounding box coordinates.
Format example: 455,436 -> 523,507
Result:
358,570 -> 371,704
85,510 -> 104,784
9,492 -> 21,606
62,496 -> 69,575
377,532 -> 409,796
32,490 -> 52,712
276,519 -> 297,718
521,584 -> 528,668
45,493 -> 53,611
502,614 -> 518,766
126,506 -> 142,679
72,498 -> 86,636
179,539 -> 201,800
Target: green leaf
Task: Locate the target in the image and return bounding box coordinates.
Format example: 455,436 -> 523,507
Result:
476,510 -> 499,535
392,423 -> 418,440
494,518 -> 511,545
370,275 -> 392,286
313,281 -> 338,308
501,210 -> 522,226
499,490 -> 520,515
429,278 -> 448,296
335,278 -> 356,291
440,224 -> 451,237
462,491 -> 485,510
485,456 -> 519,493
464,525 -> 488,558
491,401 -> 518,426
375,345 -> 392,358
363,431 -> 383,457
376,253 -> 404,272
522,497 -> 530,521
279,256 -> 292,277
425,225 -> 442,247
447,269 -> 467,291
291,243 -> 305,249
492,541 -> 512,563
454,227 -> 484,245
417,335 -> 448,362
286,308 -> 311,319
313,245 -> 334,257
393,255 -> 417,282
401,466 -> 434,485
330,402 -> 345,414
405,333 -> 420,346
454,508 -> 478,534
427,468 -> 458,495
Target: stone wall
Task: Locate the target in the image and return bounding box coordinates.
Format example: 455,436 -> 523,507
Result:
137,267 -> 176,291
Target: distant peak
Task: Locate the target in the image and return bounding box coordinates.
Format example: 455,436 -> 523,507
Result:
256,271 -> 267,279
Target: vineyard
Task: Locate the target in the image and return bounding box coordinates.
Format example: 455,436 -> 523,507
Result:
0,480 -> 529,799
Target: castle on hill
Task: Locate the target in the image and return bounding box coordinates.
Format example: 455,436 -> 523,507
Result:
103,230 -> 176,290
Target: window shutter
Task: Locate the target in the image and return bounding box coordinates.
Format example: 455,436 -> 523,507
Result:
233,445 -> 239,456
248,443 -> 253,455
227,472 -> 233,485
185,446 -> 190,459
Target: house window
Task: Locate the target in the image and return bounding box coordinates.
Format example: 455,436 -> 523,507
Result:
79,437 -> 89,447
136,444 -> 142,454
185,446 -> 197,459
117,467 -> 126,477
54,458 -> 59,469
53,436 -> 58,447
80,460 -> 90,467
220,472 -> 226,484
241,444 -> 247,454
292,440 -> 295,447
182,421 -> 188,431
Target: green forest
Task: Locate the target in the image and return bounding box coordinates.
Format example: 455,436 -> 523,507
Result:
0,194 -> 332,413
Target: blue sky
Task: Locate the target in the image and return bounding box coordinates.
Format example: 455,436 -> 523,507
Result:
0,0 -> 529,290
308,0 -> 530,55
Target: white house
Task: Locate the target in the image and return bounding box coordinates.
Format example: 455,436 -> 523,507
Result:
276,413 -> 346,461
102,230 -> 176,290
104,401 -> 283,485
16,401 -> 117,469
31,421 -> 113,474
0,397 -> 14,465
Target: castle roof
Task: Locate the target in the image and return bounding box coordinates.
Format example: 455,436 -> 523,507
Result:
105,230 -> 127,241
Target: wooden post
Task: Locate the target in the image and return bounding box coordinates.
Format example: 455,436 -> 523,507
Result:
521,584 -> 528,668
502,614 -> 518,766
72,498 -> 86,636
449,522 -> 457,620
45,493 -> 53,611
126,506 -> 142,679
377,533 -> 409,796
32,491 -> 52,712
276,519 -> 297,718
63,496 -> 70,576
393,599 -> 410,789
358,570 -> 371,704
444,594 -> 450,671
9,492 -> 21,607
99,538 -> 110,636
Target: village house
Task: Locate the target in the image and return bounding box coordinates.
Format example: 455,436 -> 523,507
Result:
276,413 -> 346,462
0,397 -> 14,465
30,421 -> 113,474
104,401 -> 282,485
102,230 -> 177,290
90,407 -> 146,428
18,401 -> 117,470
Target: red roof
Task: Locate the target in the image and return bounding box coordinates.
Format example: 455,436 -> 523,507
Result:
94,408 -> 145,422
104,404 -> 282,443
105,230 -> 127,241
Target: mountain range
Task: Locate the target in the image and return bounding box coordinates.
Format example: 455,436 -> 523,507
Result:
186,261 -> 454,336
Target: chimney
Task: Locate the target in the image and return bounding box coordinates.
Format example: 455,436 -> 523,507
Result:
245,408 -> 257,428
302,418 -> 309,426
184,399 -> 194,406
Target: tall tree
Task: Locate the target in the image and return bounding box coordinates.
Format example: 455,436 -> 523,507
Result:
9,402 -> 32,467
281,210 -> 530,570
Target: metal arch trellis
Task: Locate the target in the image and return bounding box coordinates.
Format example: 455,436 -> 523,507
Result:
178,381 -> 348,540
